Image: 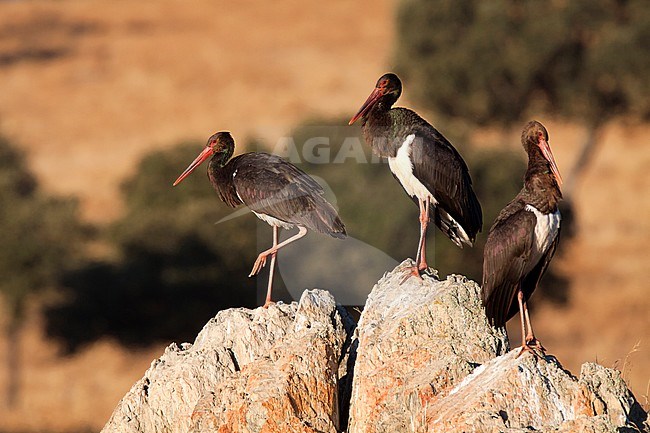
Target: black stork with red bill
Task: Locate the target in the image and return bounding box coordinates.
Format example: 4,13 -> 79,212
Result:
349,73 -> 482,277
481,120 -> 563,356
173,132 -> 346,307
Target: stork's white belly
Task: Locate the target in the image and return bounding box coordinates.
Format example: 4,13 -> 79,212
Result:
388,134 -> 436,203
525,204 -> 561,266
252,211 -> 294,229
387,133 -> 474,244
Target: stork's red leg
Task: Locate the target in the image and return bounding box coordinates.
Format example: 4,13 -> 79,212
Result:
250,226 -> 307,277
401,198 -> 426,282
418,197 -> 430,271
523,298 -> 545,352
263,226 -> 279,308
414,198 -> 425,268
516,289 -> 541,358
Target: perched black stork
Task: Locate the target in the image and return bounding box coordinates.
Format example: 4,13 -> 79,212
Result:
481,120 -> 563,356
173,132 -> 346,307
349,73 -> 482,277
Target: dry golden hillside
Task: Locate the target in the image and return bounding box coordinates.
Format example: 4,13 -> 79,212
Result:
0,1 -> 648,432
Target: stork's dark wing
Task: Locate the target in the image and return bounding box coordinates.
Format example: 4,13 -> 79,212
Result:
409,124 -> 483,245
230,153 -> 346,238
481,201 -> 536,327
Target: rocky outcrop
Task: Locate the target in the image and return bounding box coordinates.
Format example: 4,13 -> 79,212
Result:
347,261 -> 647,432
425,350 -> 646,432
102,260 -> 649,433
347,264 -> 509,432
101,289 -> 352,433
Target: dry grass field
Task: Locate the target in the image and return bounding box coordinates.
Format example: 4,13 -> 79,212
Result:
0,1 -> 648,431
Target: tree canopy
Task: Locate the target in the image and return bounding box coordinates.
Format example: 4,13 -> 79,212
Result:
396,0 -> 650,125
0,135 -> 86,405
0,136 -> 85,314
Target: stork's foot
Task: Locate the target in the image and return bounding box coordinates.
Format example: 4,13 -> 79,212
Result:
399,262 -> 437,284
249,252 -> 273,277
262,300 -> 275,309
418,262 -> 439,278
399,266 -> 423,284
516,344 -> 539,358
516,341 -> 545,359
525,336 -> 546,353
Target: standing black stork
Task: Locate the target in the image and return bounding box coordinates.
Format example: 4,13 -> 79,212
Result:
173,132 -> 346,307
481,120 -> 563,356
349,73 -> 482,277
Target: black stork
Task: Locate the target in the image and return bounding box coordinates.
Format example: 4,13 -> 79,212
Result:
349,73 -> 482,277
481,120 -> 563,356
173,132 -> 346,307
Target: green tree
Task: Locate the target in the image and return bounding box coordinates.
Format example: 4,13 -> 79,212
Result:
396,0 -> 650,194
0,135 -> 85,406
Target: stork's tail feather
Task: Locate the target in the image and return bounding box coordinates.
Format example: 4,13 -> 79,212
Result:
434,208 -> 474,248
482,290 -> 506,328
328,216 -> 347,239
307,200 -> 346,239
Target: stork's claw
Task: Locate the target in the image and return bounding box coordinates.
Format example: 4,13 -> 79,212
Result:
516,343 -> 545,359
249,253 -> 270,277
516,337 -> 546,359
525,336 -> 546,353
399,266 -> 422,284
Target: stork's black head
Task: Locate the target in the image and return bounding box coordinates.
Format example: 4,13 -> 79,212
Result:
173,131 -> 235,186
521,121 -> 562,185
206,131 -> 235,165
349,73 -> 402,125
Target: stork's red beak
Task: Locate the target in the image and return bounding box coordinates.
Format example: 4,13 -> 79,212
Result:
349,87 -> 384,125
538,138 -> 563,186
173,146 -> 214,186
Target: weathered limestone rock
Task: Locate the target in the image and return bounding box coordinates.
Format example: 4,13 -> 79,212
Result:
102,260 -> 648,433
101,289 -> 351,433
347,260 -> 509,433
579,363 -> 649,432
427,350 -> 648,432
348,260 -> 648,433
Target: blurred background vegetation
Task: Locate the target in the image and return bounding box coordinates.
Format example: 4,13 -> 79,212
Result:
0,0 -> 648,427
0,136 -> 86,405
397,0 -> 650,125
32,0 -> 648,356
396,0 -> 649,194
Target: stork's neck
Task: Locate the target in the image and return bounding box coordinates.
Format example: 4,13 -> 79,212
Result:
207,155 -> 244,209
522,148 -> 562,212
361,105 -> 410,158
208,155 -> 234,187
